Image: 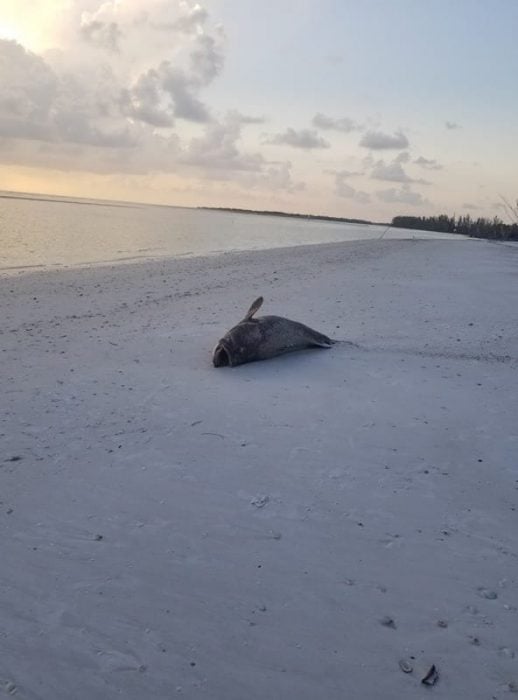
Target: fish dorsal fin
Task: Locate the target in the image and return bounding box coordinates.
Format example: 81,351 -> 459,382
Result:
243,296 -> 263,321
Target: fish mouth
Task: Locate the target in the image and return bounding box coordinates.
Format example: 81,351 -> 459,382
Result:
213,342 -> 231,367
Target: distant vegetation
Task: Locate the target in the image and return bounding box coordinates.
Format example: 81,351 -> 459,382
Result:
201,206 -> 382,226
392,207 -> 518,241
201,203 -> 518,241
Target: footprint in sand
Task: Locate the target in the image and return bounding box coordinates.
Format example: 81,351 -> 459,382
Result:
498,647 -> 515,659
477,587 -> 498,600
1,680 -> 18,696
380,615 -> 397,629
251,495 -> 270,509
96,649 -> 146,674
378,533 -> 401,548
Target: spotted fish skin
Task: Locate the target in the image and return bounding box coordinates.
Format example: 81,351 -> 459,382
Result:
213,297 -> 334,367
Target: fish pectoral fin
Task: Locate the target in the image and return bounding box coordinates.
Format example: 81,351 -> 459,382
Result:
243,296 -> 264,321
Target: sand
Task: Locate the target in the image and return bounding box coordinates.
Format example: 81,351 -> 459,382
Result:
1,238 -> 517,699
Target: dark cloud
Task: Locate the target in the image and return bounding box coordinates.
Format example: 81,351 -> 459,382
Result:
359,130 -> 409,150
312,112 -> 362,133
266,128 -> 330,149
445,121 -> 461,130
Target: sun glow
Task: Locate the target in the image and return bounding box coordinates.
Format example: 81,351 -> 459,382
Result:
0,20 -> 25,43
0,2 -> 63,52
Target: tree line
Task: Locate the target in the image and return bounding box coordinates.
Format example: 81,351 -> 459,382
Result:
392,213 -> 518,241
202,206 -> 378,226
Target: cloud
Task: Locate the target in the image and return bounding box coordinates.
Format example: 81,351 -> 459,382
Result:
324,168 -> 360,179
159,63 -> 212,122
0,3 -> 309,201
325,53 -> 344,65
0,40 -> 58,138
445,121 -> 461,130
189,31 -> 225,85
0,24 -> 297,196
359,130 -> 409,150
394,151 -> 410,163
0,40 -> 139,148
0,0 -> 227,151
370,161 -> 430,185
121,26 -> 225,125
228,111 -> 265,125
181,114 -> 264,171
240,162 -> 306,193
119,69 -> 174,127
179,113 -> 301,193
376,184 -> 429,206
312,112 -> 362,133
169,3 -> 209,33
329,170 -> 370,203
79,18 -> 123,52
265,128 -> 330,149
77,0 -> 210,45
0,108 -> 295,192
371,161 -> 412,183
0,3 -> 333,200
414,156 -> 443,170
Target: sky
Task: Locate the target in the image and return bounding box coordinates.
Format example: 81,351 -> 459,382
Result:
0,0 -> 517,221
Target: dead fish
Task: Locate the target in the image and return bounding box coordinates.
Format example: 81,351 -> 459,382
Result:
213,296 -> 334,367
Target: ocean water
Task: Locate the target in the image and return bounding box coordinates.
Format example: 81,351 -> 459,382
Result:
0,192 -> 463,274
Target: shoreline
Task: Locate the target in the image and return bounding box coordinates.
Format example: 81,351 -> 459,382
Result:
1,238 -> 517,699
1,192 -> 470,275
0,233 -> 472,279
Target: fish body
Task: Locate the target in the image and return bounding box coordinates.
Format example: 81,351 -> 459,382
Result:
213,297 -> 333,367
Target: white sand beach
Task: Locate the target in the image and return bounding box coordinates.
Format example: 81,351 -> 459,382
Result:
1,238 -> 517,699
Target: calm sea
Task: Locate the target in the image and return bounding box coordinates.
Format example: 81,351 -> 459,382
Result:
0,192 -> 461,274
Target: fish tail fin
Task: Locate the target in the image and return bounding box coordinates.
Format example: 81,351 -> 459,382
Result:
307,327 -> 335,347
314,333 -> 334,348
